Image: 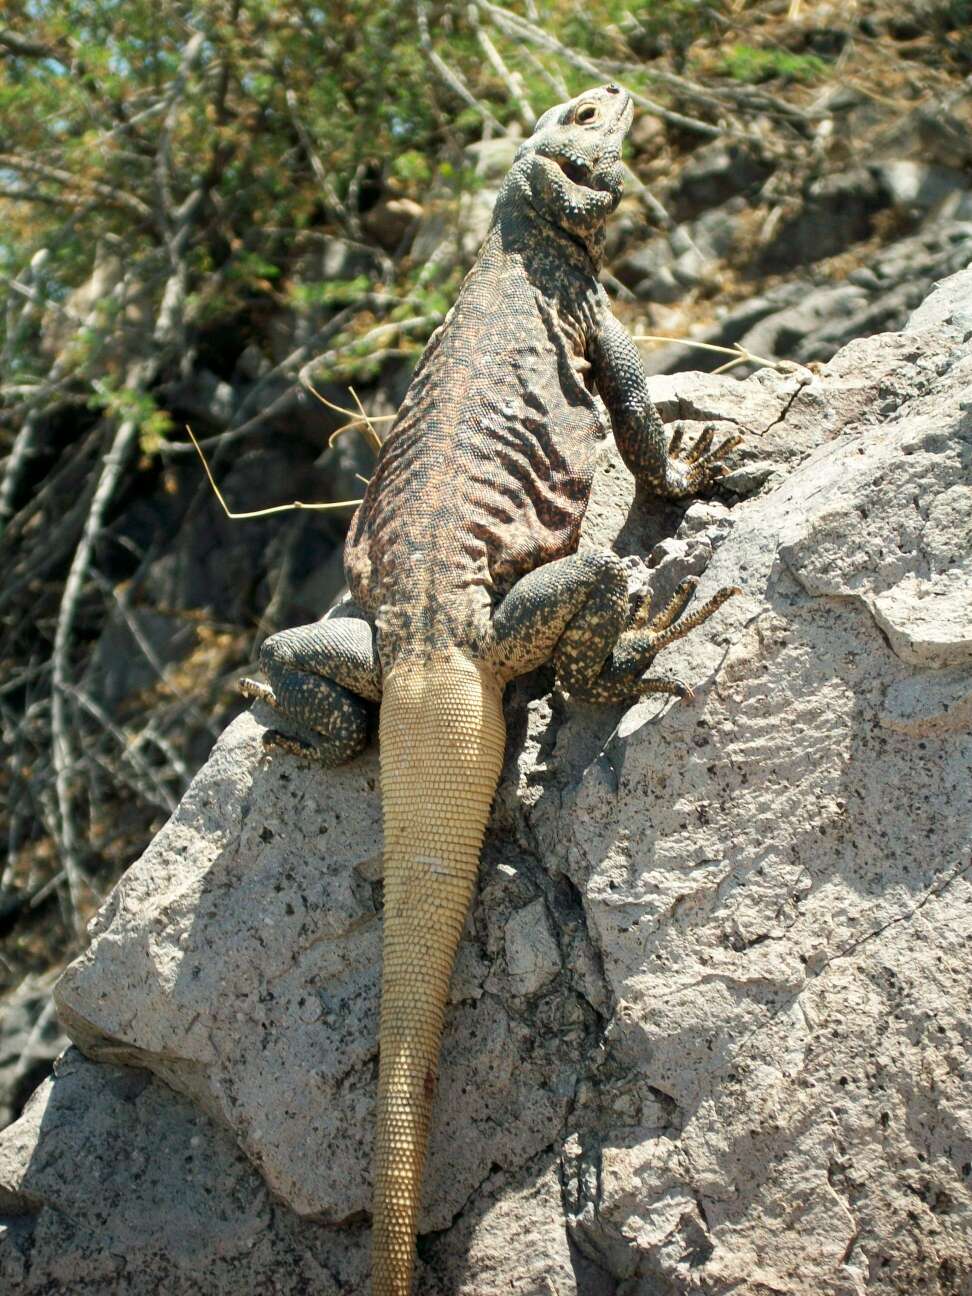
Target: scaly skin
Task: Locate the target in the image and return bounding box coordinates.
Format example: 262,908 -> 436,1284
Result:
244,84 -> 742,1295
373,651 -> 505,1289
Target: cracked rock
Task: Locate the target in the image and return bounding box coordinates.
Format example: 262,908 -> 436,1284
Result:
504,898 -> 562,995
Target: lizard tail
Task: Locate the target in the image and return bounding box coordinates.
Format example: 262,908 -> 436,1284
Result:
372,649 -> 506,1296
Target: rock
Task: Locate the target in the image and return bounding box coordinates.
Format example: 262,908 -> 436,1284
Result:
47,713 -> 581,1233
645,218 -> 972,375
3,269 -> 972,1292
0,1049 -> 364,1294
84,605 -> 200,708
616,237 -> 674,292
673,142 -> 772,219
361,196 -> 423,252
163,368 -> 236,426
314,235 -> 383,284
870,103 -> 972,173
619,204 -> 744,304
676,499 -> 734,543
635,263 -> 684,304
759,168 -> 886,273
504,897 -> 562,994
718,458 -> 783,496
872,160 -> 968,213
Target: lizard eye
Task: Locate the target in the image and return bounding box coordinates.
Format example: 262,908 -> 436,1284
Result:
575,104 -> 599,124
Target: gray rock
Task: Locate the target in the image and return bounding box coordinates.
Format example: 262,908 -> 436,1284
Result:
718,459 -> 783,496
687,203 -> 743,262
2,269 -> 972,1292
0,1048 -> 364,1294
760,168 -> 885,273
673,142 -> 772,219
634,264 -> 684,304
647,218 -> 972,376
84,605 -> 200,708
617,237 -> 674,290
504,897 -> 562,995
621,205 -> 744,304
362,196 -> 423,253
675,499 -> 734,544
872,160 -> 968,213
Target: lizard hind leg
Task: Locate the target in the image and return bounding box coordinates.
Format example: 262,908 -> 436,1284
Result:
243,615 -> 380,766
491,550 -> 630,684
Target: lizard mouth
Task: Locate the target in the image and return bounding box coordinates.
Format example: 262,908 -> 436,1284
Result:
554,157 -> 609,192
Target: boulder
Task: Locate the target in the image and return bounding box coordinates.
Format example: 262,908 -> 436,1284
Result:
2,269 -> 971,1294
758,168 -> 887,274
0,1049 -> 366,1294
645,217 -> 972,376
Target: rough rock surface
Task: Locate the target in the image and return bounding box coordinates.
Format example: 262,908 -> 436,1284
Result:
2,269 -> 971,1294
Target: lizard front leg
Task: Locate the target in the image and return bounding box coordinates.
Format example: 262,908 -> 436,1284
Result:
241,615 -> 380,765
492,551 -> 738,703
590,303 -> 741,498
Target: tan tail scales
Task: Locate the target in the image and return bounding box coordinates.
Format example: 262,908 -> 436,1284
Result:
372,652 -> 505,1292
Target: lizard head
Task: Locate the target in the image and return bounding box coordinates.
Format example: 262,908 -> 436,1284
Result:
506,83 -> 634,263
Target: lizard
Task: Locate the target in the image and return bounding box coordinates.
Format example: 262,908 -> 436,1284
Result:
241,83 -> 741,1296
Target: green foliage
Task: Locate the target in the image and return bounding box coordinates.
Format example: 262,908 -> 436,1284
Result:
5,0 -> 683,390
288,276 -> 372,308
0,0 -> 842,403
392,150 -> 434,188
88,380 -> 174,454
719,44 -> 829,84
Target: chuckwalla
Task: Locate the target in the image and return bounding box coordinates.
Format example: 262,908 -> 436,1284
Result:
243,83 -> 741,1296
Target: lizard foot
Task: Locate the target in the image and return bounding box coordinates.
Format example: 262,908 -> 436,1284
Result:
573,580 -> 740,704
664,423 -> 743,497
261,729 -> 320,761
240,677 -> 279,707
638,675 -> 695,703
242,674 -> 369,766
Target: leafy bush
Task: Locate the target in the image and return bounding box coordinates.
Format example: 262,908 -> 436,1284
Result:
720,44 -> 829,84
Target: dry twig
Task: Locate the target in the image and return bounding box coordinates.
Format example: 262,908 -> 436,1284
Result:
185,425 -> 363,518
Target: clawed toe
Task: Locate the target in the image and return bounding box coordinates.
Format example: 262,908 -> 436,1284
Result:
637,675 -> 695,702
262,729 -> 319,760
240,677 -> 277,706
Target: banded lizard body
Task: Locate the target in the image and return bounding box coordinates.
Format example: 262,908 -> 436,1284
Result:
243,84 -> 741,1296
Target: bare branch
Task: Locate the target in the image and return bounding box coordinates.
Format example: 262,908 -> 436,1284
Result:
469,13 -> 535,130
604,59 -> 818,124
0,153 -> 153,221
478,2 -> 742,140
66,684 -> 178,813
632,332 -> 808,375
0,28 -> 58,59
154,30 -> 206,234
51,405 -> 145,937
417,0 -> 505,134
285,85 -> 360,235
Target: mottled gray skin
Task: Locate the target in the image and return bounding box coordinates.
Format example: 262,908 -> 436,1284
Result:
246,83 -> 740,758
